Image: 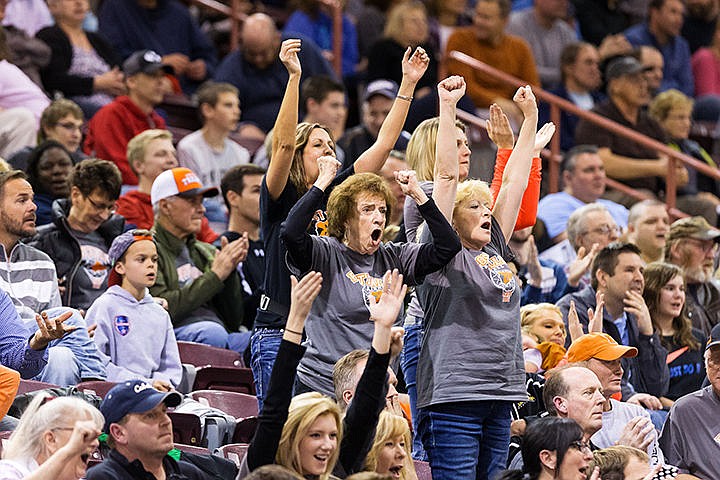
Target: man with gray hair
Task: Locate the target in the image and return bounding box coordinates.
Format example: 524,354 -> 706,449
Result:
664,216 -> 720,336
540,202 -> 621,288
150,167 -> 250,352
538,145 -> 629,244
625,199 -> 670,263
659,322 -> 720,478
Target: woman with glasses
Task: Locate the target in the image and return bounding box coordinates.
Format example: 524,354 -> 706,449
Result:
642,262 -> 707,408
497,417 -> 598,480
32,159 -> 125,310
0,394 -> 103,480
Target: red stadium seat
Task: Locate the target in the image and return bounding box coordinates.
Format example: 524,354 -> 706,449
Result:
16,379 -> 59,395
216,443 -> 249,467
193,366 -> 255,394
76,380 -> 117,398
177,341 -> 244,368
414,460 -> 432,480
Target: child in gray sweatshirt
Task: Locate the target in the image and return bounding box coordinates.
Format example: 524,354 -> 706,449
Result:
87,229 -> 182,390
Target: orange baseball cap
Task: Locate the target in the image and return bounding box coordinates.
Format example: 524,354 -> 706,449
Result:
150,167 -> 218,206
567,333 -> 638,362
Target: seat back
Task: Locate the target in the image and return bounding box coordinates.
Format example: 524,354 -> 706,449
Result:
231,416 -> 258,444
216,443 -> 249,467
193,366 -> 255,394
177,341 -> 244,368
168,412 -> 203,447
16,379 -> 59,395
190,390 -> 259,418
75,380 -> 117,398
414,460 -> 432,480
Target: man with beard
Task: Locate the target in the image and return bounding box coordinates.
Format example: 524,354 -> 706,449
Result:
0,170 -> 106,385
625,200 -> 670,263
664,216 -> 720,336
556,243 -> 670,399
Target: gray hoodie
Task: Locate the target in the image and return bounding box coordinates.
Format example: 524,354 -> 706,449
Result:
87,285 -> 182,387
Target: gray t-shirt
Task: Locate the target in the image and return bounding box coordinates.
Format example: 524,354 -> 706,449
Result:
174,244 -> 222,327
659,386 -> 720,479
591,398 -> 664,466
290,235 -> 422,396
416,217 -> 526,408
72,228 -> 110,309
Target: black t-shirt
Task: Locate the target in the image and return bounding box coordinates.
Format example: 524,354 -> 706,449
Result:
663,328 -> 707,401
256,167 -> 354,328
217,232 -> 265,329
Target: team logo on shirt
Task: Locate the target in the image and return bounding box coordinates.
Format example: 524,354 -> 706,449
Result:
473,253 -> 516,303
346,271 -> 384,309
313,209 -> 329,237
114,315 -> 130,336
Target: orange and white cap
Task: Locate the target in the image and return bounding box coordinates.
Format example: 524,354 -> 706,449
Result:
150,167 -> 218,206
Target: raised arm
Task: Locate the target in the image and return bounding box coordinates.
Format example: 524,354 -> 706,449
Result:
433,76 -> 466,222
265,39 -> 302,200
280,156 -> 341,274
339,270 -> 407,475
354,47 -> 429,173
491,87 -> 547,242
247,272 -> 323,471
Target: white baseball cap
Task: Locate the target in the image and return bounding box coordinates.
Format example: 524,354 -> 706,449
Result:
151,167 -> 218,206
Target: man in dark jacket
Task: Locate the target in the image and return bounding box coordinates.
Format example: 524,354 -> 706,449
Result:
88,380 -> 210,480
150,167 -> 249,352
556,242 -> 670,401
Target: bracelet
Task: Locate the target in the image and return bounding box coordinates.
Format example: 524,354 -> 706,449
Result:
285,328 -> 303,336
396,94 -> 413,102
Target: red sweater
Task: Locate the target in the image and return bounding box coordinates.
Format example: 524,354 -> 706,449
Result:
116,190 -> 218,243
490,148 -> 541,231
84,96 -> 166,185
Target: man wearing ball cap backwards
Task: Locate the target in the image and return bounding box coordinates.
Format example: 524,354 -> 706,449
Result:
149,167 -> 250,353
660,323 -> 720,479
567,332 -> 665,466
86,379 -> 205,479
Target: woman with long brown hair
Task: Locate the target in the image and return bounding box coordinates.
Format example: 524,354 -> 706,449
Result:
642,262 -> 706,407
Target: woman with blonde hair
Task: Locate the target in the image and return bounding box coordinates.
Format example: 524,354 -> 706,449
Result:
252,37 -> 429,411
648,89 -> 720,225
520,303 -> 567,373
364,411 -> 417,480
415,78 -> 554,479
0,394 -> 103,479
244,269 -> 412,479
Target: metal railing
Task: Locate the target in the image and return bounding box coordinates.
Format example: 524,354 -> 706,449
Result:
448,50 -> 720,215
189,0 -> 343,78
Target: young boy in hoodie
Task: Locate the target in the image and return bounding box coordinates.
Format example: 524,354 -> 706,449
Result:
86,229 -> 182,390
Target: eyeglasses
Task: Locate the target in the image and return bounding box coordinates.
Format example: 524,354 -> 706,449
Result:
85,195 -> 117,213
582,224 -> 621,237
569,440 -> 592,453
55,122 -> 83,132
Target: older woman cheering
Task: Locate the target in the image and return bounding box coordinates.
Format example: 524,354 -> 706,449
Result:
280,158 -> 460,397
415,80 -> 554,480
0,395 -> 103,480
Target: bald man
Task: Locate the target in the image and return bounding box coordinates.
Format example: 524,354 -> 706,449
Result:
214,13 -> 335,133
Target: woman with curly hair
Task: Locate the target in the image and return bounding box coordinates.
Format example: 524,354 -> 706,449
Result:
251,37 -> 429,411
642,262 -> 707,407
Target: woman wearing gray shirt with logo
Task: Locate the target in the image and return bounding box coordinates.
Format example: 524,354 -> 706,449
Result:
415,79 -> 555,480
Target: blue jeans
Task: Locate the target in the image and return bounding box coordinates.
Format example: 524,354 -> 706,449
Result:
419,400 -> 512,480
30,307 -> 106,386
400,319 -> 426,461
250,327 -> 283,412
174,321 -> 250,354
